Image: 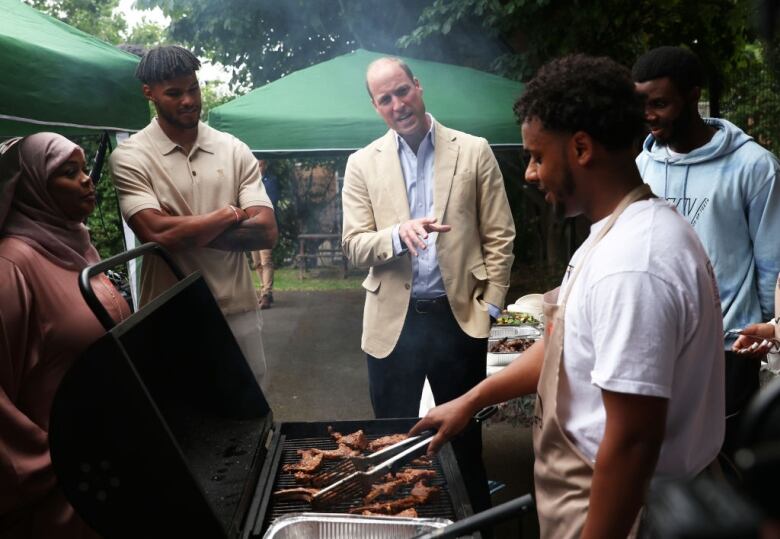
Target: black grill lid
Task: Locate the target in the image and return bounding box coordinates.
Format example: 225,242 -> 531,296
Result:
50,263 -> 273,539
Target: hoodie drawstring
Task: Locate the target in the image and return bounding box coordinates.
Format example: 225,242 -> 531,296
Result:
664,158 -> 669,199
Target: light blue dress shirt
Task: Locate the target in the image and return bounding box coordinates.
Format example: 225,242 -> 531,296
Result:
390,115 -> 500,318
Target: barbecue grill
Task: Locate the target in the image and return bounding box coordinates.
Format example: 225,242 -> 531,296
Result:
48,244 -> 476,538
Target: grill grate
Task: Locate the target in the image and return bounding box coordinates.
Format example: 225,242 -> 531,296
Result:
266,433 -> 458,523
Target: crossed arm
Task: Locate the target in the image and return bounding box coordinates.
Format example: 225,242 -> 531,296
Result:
128,205 -> 278,253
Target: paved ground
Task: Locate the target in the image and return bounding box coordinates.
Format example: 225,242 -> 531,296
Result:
261,290 -> 538,538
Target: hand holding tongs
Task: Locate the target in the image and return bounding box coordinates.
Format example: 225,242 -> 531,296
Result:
725,328 -> 780,355
311,433 -> 435,508
310,405 -> 497,508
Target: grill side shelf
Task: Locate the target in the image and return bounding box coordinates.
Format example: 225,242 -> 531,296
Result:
244,429 -> 285,539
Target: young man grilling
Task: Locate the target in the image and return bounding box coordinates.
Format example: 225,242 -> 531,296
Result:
411,54 -> 725,538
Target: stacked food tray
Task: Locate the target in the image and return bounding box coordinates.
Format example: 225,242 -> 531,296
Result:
487,324 -> 541,375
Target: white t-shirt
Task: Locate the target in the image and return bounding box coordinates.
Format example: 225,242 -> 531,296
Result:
558,198 -> 725,479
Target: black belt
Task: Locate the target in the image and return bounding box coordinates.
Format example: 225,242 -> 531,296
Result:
410,296 -> 450,314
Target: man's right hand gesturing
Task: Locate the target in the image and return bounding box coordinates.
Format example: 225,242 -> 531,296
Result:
398,217 -> 451,256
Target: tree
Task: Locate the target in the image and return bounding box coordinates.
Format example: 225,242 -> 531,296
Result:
134,0 -> 505,89
400,0 -> 752,84
24,0 -> 128,43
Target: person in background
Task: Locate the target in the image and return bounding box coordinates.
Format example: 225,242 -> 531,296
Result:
251,159 -> 280,309
0,133 -> 130,538
411,54 -> 724,538
633,46 -> 780,454
109,45 -> 277,387
341,56 -> 515,515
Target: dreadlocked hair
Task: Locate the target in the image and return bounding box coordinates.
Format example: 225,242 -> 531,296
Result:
513,54 -> 645,151
135,45 -> 201,84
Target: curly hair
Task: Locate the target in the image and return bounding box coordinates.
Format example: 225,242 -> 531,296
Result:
632,46 -> 704,94
135,45 -> 201,85
513,54 -> 645,150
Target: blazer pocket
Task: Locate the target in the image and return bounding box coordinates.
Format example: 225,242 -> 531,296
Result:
362,273 -> 381,293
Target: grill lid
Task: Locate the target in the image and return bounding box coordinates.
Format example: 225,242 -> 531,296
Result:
50,271 -> 273,539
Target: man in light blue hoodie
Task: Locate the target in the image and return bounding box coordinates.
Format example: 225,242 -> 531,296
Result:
633,46 -> 780,454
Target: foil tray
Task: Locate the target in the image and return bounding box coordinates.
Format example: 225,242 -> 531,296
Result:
262,512 -> 454,539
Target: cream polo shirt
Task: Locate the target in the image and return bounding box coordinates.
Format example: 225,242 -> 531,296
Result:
109,119 -> 273,315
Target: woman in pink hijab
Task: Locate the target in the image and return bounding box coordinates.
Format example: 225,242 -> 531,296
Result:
0,133 -> 130,539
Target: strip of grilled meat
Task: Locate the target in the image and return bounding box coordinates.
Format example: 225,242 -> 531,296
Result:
272,487 -> 319,503
392,468 -> 436,484
349,480 -> 440,514
361,508 -> 418,518
363,479 -> 405,503
310,443 -> 361,460
282,449 -> 324,473
327,426 -> 368,450
367,433 -> 409,452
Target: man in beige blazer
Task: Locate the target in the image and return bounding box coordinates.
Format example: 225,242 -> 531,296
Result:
341,57 -> 515,514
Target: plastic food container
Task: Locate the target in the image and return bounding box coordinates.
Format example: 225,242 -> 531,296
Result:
262,513 -> 454,539
489,325 -> 541,340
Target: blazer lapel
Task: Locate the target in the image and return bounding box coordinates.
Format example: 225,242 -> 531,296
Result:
376,130 -> 411,223
433,122 -> 459,224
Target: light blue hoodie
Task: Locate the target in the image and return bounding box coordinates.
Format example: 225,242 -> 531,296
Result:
637,118 -> 780,347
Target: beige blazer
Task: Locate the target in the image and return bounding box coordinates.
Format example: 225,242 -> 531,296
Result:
342,121 -> 516,358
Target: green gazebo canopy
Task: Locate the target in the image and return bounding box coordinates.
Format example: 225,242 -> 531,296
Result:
209,49 -> 524,155
0,0 -> 148,137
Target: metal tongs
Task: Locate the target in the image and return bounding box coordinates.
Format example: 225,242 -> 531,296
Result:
311,433 -> 434,508
310,405 -> 497,509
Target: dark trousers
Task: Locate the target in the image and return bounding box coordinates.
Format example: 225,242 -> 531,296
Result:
722,350 -> 761,456
366,296 -> 492,515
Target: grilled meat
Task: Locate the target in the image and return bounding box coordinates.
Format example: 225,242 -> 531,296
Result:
349,480 -> 439,514
489,337 -> 535,354
310,443 -> 361,460
348,497 -> 417,515
363,479 -> 405,503
361,508 -> 419,518
410,455 -> 432,466
410,480 -> 439,503
282,449 -> 324,473
272,487 -> 319,503
327,426 -> 368,450
393,468 -> 436,484
367,433 -> 408,452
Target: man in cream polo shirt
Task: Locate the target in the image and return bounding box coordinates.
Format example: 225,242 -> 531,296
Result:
110,45 -> 278,385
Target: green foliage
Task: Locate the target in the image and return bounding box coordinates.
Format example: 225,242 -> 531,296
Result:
201,81 -> 235,121
134,0 -> 501,89
722,43 -> 780,154
400,0 -> 752,81
25,0 -> 128,43
252,267 -> 361,292
124,16 -> 167,46
25,0 -> 167,47
266,157 -> 346,267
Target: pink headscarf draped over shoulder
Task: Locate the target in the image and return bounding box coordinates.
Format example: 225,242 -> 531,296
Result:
0,132 -> 99,270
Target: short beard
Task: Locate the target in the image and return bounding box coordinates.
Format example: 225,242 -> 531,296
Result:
663,102 -> 696,148
157,106 -> 200,129
552,161 -> 577,220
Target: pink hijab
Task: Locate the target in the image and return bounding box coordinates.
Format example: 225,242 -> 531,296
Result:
0,133 -> 99,270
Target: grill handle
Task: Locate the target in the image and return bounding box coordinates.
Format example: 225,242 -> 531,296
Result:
79,242 -> 185,331
412,493 -> 535,539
